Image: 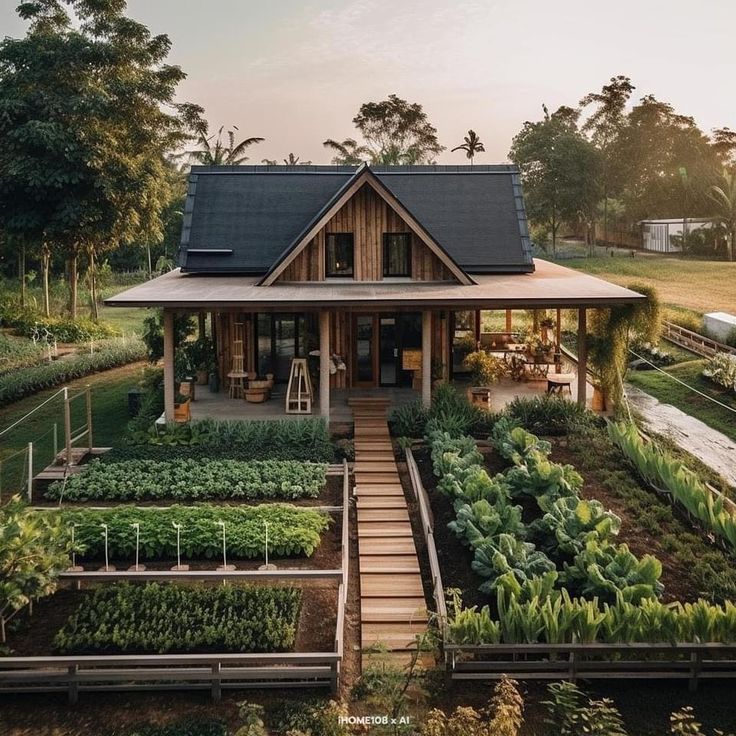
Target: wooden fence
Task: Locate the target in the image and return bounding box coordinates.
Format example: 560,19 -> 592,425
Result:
404,445 -> 736,690
662,321 -> 736,358
0,462 -> 352,701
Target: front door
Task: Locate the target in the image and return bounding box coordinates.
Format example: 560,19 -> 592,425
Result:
352,313 -> 422,388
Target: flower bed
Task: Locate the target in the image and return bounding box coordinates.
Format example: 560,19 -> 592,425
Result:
46,458 -> 328,502
60,504 -> 329,560
0,338 -> 146,406
53,582 -> 301,654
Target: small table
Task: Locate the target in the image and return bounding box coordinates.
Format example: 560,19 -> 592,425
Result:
546,372 -> 575,395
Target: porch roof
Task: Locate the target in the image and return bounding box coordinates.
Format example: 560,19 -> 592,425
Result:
105,259 -> 645,311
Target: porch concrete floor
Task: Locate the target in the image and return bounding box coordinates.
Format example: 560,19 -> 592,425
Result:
188,372 -> 593,425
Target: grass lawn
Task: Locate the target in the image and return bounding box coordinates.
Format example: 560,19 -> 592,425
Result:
99,305 -> 148,335
627,359 -> 736,443
563,254 -> 736,318
0,362 -> 146,497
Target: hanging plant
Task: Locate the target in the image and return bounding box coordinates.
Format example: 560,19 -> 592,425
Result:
587,283 -> 660,407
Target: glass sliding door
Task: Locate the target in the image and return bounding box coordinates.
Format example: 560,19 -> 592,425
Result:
255,313 -> 310,382
355,315 -> 375,386
379,317 -> 397,386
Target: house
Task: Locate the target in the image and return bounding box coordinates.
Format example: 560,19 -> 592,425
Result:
106,164 -> 645,422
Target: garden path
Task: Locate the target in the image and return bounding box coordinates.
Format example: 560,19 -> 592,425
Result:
625,385 -> 736,487
350,398 -> 428,663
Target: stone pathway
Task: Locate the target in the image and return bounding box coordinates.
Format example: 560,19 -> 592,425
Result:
625,385 -> 736,487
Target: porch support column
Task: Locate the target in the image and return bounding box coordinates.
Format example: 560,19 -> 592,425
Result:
505,309 -> 512,332
319,310 -> 330,420
422,310 -> 432,408
577,308 -> 587,407
163,309 -> 175,422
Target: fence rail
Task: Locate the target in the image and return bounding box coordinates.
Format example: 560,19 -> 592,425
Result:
662,321 -> 736,358
406,448 -> 447,633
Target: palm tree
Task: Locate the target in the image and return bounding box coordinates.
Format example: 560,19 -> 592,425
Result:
451,130 -> 485,166
322,138 -> 370,165
188,124 -> 264,165
284,153 -> 311,165
708,170 -> 736,261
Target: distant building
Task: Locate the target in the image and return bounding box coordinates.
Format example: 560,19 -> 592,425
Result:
640,218 -> 714,253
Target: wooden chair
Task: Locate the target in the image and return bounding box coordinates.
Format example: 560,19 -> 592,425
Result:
173,399 -> 191,423
227,340 -> 247,399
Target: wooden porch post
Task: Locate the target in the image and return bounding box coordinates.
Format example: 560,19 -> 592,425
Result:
319,310 -> 330,420
198,311 -> 206,339
577,308 -> 587,407
163,309 -> 175,421
505,309 -> 512,332
422,310 -> 432,408
474,310 -> 481,347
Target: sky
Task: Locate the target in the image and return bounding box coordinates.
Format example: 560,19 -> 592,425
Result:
1,0 -> 734,164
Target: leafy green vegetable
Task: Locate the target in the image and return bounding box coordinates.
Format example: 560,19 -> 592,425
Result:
58,504 -> 329,560
54,583 -> 301,654
46,458 -> 327,502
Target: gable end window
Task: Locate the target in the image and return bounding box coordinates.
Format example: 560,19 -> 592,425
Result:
326,233 -> 354,277
383,233 -> 412,278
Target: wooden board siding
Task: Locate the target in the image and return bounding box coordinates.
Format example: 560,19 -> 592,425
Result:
277,184 -> 452,283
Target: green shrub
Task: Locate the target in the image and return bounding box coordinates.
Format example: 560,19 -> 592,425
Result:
59,504 -> 329,560
123,417 -> 335,463
0,338 -> 146,406
46,458 -> 328,502
0,333 -> 47,376
389,400 -> 430,438
702,352 -> 736,393
0,301 -> 118,342
54,582 -> 301,654
504,395 -> 600,436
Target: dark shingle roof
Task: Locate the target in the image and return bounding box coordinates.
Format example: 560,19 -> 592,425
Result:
178,164 -> 533,274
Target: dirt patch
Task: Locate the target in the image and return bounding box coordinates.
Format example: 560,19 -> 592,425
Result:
550,439 -> 697,604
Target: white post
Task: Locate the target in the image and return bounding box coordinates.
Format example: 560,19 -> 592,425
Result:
174,523 -> 181,568
422,311 -> 432,408
130,523 -> 144,572
100,523 -> 114,572
319,310 -> 330,420
27,442 -> 33,501
265,521 -> 269,568
163,310 -> 175,422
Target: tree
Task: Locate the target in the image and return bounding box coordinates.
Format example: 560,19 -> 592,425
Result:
0,0 -> 201,318
0,497 -> 71,642
261,158 -> 277,165
322,137 -> 370,165
708,170 -> 736,261
452,129 -> 485,166
187,124 -> 264,166
510,105 -> 600,253
711,127 -> 736,168
283,153 -> 311,165
326,94 -> 444,165
579,76 -> 635,245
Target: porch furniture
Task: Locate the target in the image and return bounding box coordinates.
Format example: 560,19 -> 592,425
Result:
227,340 -> 247,399
245,379 -> 271,403
178,379 -> 195,402
285,358 -> 313,414
468,386 -> 492,409
173,399 -> 191,423
546,372 -> 574,395
479,332 -> 519,350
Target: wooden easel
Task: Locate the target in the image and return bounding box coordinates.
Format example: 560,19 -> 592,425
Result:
285,358 -> 313,414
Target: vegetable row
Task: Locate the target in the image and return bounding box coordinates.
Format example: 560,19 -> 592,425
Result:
59,503 -> 330,560
47,458 -> 328,502
432,421 -> 736,645
54,582 -> 301,654
608,421 -> 736,550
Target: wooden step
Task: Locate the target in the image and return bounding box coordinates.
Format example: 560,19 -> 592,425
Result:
354,484 -> 405,496
357,508 -> 410,524
359,538 -> 417,555
361,573 -> 424,598
362,599 -> 428,623
355,462 -> 398,473
361,622 -> 426,650
355,473 -> 401,485
356,496 -> 406,508
361,555 -> 420,573
362,650 -> 436,669
358,522 -> 413,537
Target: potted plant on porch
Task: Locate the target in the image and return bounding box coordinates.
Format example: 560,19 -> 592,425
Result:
185,337 -> 216,385
463,350 -> 509,409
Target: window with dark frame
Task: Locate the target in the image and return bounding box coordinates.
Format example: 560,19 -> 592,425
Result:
383,233 -> 412,277
325,233 -> 354,277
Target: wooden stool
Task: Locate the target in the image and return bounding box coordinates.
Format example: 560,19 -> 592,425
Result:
546,372 -> 574,395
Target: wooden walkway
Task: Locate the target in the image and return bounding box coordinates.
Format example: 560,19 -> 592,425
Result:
349,398 -> 428,661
